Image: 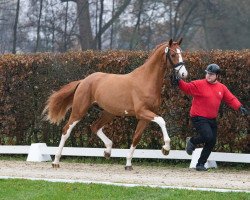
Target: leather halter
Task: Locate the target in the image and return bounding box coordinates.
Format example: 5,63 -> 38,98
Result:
165,47 -> 185,69
165,47 -> 186,80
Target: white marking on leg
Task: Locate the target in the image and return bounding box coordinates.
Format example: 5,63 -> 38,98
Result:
97,127 -> 112,154
53,121 -> 79,165
126,145 -> 136,167
152,116 -> 170,151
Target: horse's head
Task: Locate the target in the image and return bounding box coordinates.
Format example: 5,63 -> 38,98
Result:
164,38 -> 188,78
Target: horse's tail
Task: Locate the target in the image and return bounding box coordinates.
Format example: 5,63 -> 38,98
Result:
42,80 -> 81,125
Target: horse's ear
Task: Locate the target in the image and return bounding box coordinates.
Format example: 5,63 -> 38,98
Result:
169,39 -> 173,47
178,38 -> 183,45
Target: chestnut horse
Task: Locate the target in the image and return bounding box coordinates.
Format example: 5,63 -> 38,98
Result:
43,38 -> 188,170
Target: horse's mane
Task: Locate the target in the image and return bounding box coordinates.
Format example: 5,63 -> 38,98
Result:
148,42 -> 168,59
148,41 -> 181,59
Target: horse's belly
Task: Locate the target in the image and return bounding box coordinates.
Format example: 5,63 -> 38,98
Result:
94,79 -> 135,116
97,94 -> 135,116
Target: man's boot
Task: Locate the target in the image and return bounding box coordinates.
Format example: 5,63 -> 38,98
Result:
196,163 -> 207,171
186,137 -> 195,155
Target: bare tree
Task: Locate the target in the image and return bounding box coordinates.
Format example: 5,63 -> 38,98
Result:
76,0 -> 93,50
61,0 -> 131,50
201,0 -> 250,50
109,0 -> 115,49
0,0 -> 16,53
12,0 -> 20,54
63,1 -> 69,51
97,0 -> 104,50
94,0 -> 131,49
129,0 -> 143,50
2,0 -> 250,53
35,0 -> 44,52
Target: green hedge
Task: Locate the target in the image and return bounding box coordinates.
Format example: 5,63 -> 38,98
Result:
0,50 -> 249,153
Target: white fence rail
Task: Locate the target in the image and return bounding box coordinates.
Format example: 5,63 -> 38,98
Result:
0,144 -> 249,168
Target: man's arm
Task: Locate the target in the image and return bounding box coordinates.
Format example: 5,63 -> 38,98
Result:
222,85 -> 242,110
178,79 -> 201,96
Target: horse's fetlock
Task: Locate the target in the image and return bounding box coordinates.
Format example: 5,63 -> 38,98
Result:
165,138 -> 170,143
163,142 -> 170,150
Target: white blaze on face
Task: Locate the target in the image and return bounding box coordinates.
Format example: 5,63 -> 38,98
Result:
175,48 -> 188,78
177,49 -> 183,63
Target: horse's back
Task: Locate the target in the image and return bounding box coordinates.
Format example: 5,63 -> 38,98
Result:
83,72 -> 135,115
83,71 -> 132,91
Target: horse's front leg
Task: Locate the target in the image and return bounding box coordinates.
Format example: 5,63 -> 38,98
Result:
152,116 -> 170,155
137,110 -> 171,156
125,120 -> 149,170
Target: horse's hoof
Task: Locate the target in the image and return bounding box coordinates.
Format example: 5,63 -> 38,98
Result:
104,151 -> 111,159
52,163 -> 60,168
125,166 -> 133,171
161,147 -> 170,156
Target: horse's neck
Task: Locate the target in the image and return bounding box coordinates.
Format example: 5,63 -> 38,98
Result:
144,51 -> 166,77
132,52 -> 167,91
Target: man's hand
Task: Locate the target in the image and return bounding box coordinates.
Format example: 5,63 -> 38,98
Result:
239,106 -> 249,116
171,74 -> 181,86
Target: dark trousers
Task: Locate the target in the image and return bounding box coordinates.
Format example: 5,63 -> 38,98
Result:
190,116 -> 217,165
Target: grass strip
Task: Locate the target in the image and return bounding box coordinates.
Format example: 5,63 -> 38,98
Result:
0,179 -> 249,200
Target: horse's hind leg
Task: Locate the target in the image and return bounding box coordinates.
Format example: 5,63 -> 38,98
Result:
52,84 -> 91,168
91,111 -> 115,159
125,119 -> 149,171
52,118 -> 79,168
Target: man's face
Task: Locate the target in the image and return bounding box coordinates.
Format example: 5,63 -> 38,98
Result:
205,72 -> 217,84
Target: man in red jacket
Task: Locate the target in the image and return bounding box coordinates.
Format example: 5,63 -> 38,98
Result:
174,64 -> 248,171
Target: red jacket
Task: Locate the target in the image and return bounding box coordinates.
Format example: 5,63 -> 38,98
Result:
179,79 -> 241,119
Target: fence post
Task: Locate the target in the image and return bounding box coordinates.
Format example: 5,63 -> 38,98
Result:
27,143 -> 52,162
189,148 -> 217,169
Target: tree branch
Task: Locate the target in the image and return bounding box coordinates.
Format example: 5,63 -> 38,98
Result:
94,0 -> 131,43
61,0 -> 76,3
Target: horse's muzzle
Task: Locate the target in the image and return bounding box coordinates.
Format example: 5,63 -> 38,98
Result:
176,65 -> 188,78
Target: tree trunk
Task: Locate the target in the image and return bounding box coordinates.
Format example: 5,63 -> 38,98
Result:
129,0 -> 143,50
169,1 -> 173,39
64,1 -> 69,51
12,0 -> 20,54
110,0 -> 115,49
94,0 -> 131,47
98,0 -> 104,50
51,5 -> 55,52
35,0 -> 43,52
76,0 -> 94,50
62,0 -> 131,50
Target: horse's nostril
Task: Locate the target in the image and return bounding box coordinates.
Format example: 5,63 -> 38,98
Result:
182,73 -> 184,77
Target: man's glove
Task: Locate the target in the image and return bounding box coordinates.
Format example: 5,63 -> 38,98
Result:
239,106 -> 249,116
171,74 -> 181,86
